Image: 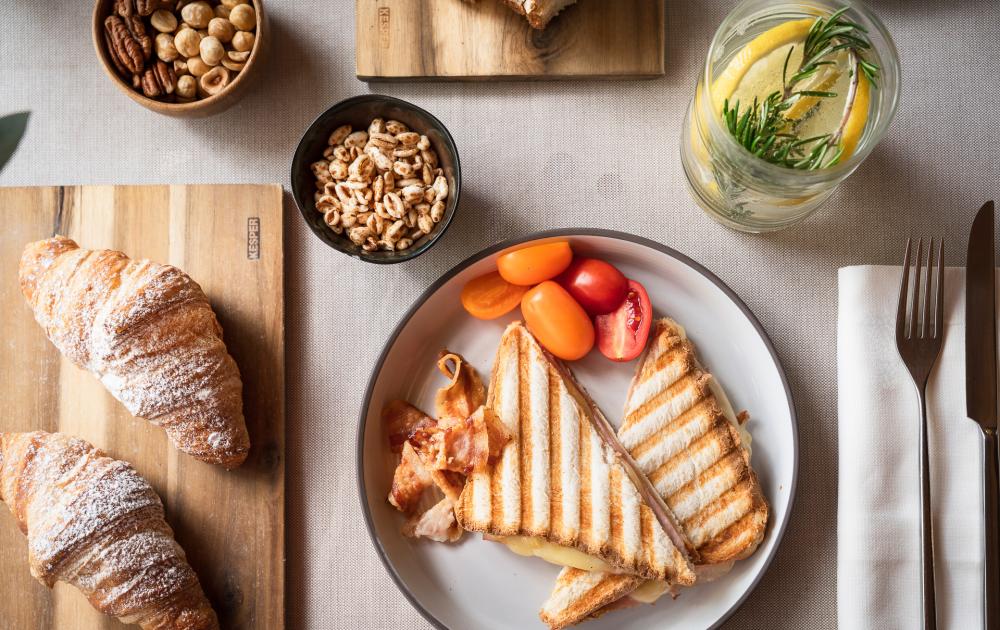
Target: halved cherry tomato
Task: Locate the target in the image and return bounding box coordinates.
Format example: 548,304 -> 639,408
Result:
496,241 -> 573,286
521,281 -> 594,361
556,257 -> 628,315
595,279 -> 652,362
461,271 -> 529,320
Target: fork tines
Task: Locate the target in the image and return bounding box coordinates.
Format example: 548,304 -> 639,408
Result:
897,237 -> 945,343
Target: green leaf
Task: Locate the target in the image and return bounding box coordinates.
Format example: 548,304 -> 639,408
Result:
720,5 -> 880,171
0,112 -> 29,174
782,46 -> 795,87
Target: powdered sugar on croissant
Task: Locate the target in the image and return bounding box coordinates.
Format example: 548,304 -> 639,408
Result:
0,431 -> 219,629
19,236 -> 250,468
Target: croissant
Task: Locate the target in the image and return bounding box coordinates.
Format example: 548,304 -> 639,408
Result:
0,431 -> 219,629
19,236 -> 249,468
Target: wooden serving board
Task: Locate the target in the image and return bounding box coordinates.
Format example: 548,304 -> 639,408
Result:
0,185 -> 284,629
356,0 -> 666,80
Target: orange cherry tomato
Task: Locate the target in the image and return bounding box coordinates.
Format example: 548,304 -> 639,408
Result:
521,281 -> 594,361
496,241 -> 573,286
461,271 -> 529,320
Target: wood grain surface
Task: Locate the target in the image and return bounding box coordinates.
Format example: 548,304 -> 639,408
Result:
356,0 -> 666,80
0,185 -> 285,629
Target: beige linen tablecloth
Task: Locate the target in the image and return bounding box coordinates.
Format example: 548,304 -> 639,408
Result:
2,1 -> 998,628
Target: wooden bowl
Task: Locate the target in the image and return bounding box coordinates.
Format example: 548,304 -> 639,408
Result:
92,0 -> 267,118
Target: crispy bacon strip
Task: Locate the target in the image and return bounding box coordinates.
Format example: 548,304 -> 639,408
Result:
402,498 -> 462,543
386,355 -> 505,544
435,352 -> 485,423
477,406 -> 512,465
410,406 -> 511,475
383,399 -> 436,454
388,442 -> 432,514
428,469 -> 465,505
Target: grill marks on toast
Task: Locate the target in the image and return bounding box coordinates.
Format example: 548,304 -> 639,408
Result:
520,332 -> 551,536
540,567 -> 644,630
577,412 -> 594,547
455,323 -> 692,583
539,319 -> 769,628
628,384 -> 715,470
618,320 -> 767,564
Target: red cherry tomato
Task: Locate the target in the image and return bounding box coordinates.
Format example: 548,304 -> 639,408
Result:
556,258 -> 629,315
595,280 -> 652,362
521,281 -> 595,361
496,241 -> 573,286
460,271 -> 529,320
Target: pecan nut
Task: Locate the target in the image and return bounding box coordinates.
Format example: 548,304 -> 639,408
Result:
141,60 -> 177,98
135,0 -> 173,16
127,15 -> 153,60
104,15 -> 146,75
140,69 -> 161,98
103,30 -> 130,76
153,60 -> 177,95
114,0 -> 134,18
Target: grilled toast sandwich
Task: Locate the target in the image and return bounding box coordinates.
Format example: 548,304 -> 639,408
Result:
540,318 -> 769,628
454,322 -> 697,585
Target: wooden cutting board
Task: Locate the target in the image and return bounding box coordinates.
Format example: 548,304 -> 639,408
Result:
356,0 -> 666,80
0,185 -> 284,629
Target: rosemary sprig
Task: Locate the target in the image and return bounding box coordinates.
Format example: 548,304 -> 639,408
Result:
722,6 -> 879,170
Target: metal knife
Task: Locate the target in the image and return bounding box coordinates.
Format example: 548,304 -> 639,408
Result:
966,200 -> 999,629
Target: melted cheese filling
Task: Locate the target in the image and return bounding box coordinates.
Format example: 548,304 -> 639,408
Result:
497,536 -> 613,573
630,579 -> 669,603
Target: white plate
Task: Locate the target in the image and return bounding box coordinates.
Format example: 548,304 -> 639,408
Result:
358,230 -> 797,630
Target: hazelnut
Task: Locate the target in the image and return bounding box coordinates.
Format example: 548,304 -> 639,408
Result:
221,0 -> 249,7
150,9 -> 178,33
199,36 -> 225,66
208,17 -> 236,43
181,2 -> 214,29
231,31 -> 255,52
229,4 -> 256,31
155,33 -> 179,62
187,55 -> 212,77
228,50 -> 250,62
222,58 -> 245,72
174,28 -> 202,58
198,66 -> 231,97
174,58 -> 189,76
214,5 -> 232,18
176,74 -> 197,99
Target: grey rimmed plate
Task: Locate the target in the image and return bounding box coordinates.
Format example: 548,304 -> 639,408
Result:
358,230 -> 797,629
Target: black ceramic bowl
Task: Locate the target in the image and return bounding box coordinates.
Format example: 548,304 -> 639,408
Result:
291,95 -> 461,264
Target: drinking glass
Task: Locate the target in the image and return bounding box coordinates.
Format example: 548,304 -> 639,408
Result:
680,0 -> 900,232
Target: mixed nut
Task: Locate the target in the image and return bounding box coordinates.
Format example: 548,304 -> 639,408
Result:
311,119 -> 450,253
103,0 -> 258,102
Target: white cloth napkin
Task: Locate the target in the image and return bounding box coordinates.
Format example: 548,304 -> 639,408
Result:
838,265 -> 987,629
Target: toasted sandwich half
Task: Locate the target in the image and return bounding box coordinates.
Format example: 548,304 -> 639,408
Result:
540,318 -> 769,629
454,322 -> 697,585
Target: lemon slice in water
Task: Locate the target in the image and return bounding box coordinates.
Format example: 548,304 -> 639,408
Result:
714,18 -> 871,162
838,72 -> 870,159
711,19 -> 814,112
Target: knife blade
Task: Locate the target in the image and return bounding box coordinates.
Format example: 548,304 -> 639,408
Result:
967,201 -> 996,427
965,200 -> 999,630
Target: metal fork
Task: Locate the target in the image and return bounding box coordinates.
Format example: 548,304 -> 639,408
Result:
895,237 -> 945,630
